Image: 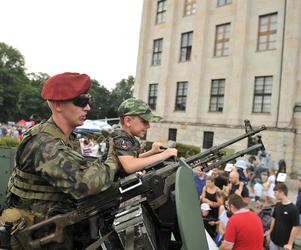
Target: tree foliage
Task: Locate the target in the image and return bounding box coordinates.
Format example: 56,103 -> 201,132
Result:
0,42 -> 28,122
0,42 -> 134,123
109,76 -> 134,117
88,79 -> 112,120
17,73 -> 51,121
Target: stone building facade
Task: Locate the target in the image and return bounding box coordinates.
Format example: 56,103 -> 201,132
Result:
134,0 -> 301,175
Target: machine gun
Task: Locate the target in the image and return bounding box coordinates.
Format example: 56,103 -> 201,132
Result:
15,120 -> 266,250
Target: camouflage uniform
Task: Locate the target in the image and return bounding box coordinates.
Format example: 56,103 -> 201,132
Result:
111,128 -> 142,178
6,118 -> 117,249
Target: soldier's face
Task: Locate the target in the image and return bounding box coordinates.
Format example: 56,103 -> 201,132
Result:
127,116 -> 150,137
60,101 -> 91,127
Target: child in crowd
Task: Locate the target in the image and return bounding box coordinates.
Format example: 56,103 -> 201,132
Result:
111,98 -> 177,177
253,178 -> 264,202
215,191 -> 229,246
201,203 -> 217,239
263,167 -> 276,206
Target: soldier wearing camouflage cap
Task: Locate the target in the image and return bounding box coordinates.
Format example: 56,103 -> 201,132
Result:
111,98 -> 177,177
5,72 -> 117,249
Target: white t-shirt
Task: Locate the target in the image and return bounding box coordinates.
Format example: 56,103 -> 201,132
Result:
265,175 -> 276,198
254,183 -> 263,197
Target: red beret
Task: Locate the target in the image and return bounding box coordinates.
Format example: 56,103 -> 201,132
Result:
41,72 -> 91,101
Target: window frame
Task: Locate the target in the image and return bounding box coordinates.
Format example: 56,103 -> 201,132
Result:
252,76 -> 273,113
217,0 -> 232,7
203,131 -> 214,149
257,13 -> 278,51
168,128 -> 177,141
179,31 -> 193,62
209,79 -> 225,112
156,0 -> 167,24
183,0 -> 196,16
152,38 -> 163,66
175,81 -> 188,111
148,83 -> 158,110
214,23 -> 231,57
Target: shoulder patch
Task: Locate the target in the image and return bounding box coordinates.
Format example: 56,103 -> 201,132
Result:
120,139 -> 130,149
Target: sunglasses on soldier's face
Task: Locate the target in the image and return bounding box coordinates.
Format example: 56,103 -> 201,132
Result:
72,94 -> 91,108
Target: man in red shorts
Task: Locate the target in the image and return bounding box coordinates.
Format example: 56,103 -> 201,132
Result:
219,194 -> 264,250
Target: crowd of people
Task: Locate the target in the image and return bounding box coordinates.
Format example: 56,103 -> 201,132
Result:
0,118 -> 36,141
193,154 -> 301,249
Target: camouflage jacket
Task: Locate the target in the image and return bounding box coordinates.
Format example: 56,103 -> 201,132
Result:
111,128 -> 141,178
7,118 -> 117,219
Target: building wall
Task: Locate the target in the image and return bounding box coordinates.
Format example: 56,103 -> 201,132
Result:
134,0 -> 301,175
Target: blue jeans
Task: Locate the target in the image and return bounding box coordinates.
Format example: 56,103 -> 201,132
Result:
269,240 -> 284,250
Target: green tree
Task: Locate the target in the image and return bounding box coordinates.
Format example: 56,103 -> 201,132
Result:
0,42 -> 28,122
109,75 -> 134,117
17,72 -> 51,121
88,79 -> 112,120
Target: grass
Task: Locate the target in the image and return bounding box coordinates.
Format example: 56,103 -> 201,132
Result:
296,245 -> 301,250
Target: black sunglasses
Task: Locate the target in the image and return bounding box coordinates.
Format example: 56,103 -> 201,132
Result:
72,94 -> 91,108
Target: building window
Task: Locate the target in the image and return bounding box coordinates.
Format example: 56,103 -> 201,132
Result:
203,131 -> 214,149
179,31 -> 193,62
217,0 -> 232,7
156,0 -> 167,24
168,128 -> 177,141
184,0 -> 196,16
152,38 -> 163,65
148,84 -> 158,110
209,79 -> 225,112
257,13 -> 277,51
252,76 -> 273,113
175,81 -> 188,111
214,23 -> 230,57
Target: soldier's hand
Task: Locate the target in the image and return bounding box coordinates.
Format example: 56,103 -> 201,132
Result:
151,142 -> 164,154
162,148 -> 177,159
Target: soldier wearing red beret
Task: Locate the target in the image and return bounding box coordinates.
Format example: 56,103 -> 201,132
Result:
5,72 -> 118,249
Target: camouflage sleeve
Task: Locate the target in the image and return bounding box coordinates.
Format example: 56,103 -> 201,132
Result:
34,137 -> 117,200
113,136 -> 138,157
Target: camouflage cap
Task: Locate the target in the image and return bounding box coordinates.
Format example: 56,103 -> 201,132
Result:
117,98 -> 161,122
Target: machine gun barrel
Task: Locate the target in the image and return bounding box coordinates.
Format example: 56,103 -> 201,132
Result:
203,142 -> 264,172
185,125 -> 266,166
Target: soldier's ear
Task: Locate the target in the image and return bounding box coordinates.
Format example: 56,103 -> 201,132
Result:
48,101 -> 63,112
54,101 -> 66,112
123,116 -> 133,127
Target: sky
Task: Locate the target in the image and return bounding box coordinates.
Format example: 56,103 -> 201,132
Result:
0,0 -> 143,89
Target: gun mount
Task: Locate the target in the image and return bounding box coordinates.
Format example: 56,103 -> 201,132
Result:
15,120 -> 266,250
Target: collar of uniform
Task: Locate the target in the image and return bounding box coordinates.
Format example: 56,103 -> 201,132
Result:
46,117 -> 74,148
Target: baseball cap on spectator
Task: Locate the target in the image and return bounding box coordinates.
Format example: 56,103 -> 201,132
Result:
41,72 -> 91,101
201,203 -> 211,211
235,160 -> 248,170
117,98 -> 161,122
224,163 -> 234,172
